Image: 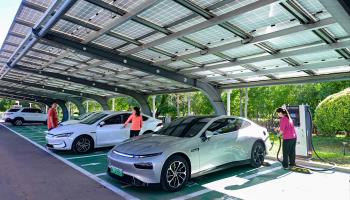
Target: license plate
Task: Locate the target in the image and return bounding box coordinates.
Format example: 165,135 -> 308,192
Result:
110,166 -> 124,177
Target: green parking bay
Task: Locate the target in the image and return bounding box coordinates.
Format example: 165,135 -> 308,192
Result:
4,124 -> 349,200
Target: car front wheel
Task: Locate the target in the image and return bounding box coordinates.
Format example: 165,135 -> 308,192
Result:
13,118 -> 24,126
72,135 -> 93,154
161,155 -> 189,192
250,141 -> 265,167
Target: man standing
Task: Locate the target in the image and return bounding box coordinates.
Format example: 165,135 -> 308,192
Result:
47,103 -> 59,131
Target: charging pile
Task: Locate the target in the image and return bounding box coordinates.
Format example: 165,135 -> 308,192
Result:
270,105 -> 335,173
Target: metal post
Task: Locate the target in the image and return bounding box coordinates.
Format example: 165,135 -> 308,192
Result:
244,88 -> 248,118
239,89 -> 243,117
29,103 -> 32,108
226,89 -> 232,116
187,93 -> 191,116
176,94 -> 180,118
68,102 -> 71,120
152,95 -> 156,118
86,100 -> 89,113
112,98 -> 115,111
46,105 -> 48,113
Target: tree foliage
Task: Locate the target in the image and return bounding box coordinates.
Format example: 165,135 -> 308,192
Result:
314,88 -> 350,136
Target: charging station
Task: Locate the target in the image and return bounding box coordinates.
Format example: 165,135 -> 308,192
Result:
286,105 -> 313,158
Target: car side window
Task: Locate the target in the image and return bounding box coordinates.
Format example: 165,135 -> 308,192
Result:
21,108 -> 31,113
121,114 -> 131,123
142,115 -> 148,121
33,109 -> 42,113
240,120 -> 251,129
207,119 -> 229,135
227,118 -> 245,131
104,115 -> 122,125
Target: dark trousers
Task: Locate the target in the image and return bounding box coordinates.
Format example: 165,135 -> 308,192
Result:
282,138 -> 296,168
130,130 -> 140,138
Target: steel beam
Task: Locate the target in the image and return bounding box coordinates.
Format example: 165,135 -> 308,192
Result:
159,17 -> 336,66
122,0 -> 279,55
68,97 -> 86,115
44,33 -> 225,115
319,0 -> 350,35
219,71 -> 350,89
207,59 -> 350,81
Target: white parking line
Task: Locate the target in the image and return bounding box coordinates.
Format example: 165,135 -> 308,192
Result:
1,124 -> 140,200
67,153 -> 107,160
95,172 -> 107,177
171,166 -> 281,200
81,162 -> 101,167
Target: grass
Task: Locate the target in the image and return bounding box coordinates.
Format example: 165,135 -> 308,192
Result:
268,134 -> 350,168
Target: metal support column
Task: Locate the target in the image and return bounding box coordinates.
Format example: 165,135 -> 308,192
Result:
112,98 -> 115,111
176,94 -> 180,117
226,89 -> 232,116
152,95 -> 156,118
187,93 -> 191,116
93,96 -> 110,111
69,98 -> 85,116
244,88 -> 248,118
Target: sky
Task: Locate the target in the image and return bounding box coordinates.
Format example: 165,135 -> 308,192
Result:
0,0 -> 22,47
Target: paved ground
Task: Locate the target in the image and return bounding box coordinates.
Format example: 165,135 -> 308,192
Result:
1,123 -> 349,200
0,125 -> 124,200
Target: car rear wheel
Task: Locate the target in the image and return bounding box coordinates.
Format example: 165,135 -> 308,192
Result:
250,141 -> 265,167
161,155 -> 189,192
72,135 -> 93,154
13,118 -> 23,126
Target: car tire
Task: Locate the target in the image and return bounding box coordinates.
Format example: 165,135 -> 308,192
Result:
72,135 -> 94,154
160,155 -> 189,192
13,118 -> 24,126
250,141 -> 265,168
43,120 -> 47,125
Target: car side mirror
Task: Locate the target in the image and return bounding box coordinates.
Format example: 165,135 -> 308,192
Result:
99,121 -> 105,127
202,130 -> 214,142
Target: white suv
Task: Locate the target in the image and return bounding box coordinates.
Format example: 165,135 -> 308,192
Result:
2,107 -> 47,126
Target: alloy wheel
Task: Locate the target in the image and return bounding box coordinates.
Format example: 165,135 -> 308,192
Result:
166,161 -> 187,189
76,137 -> 91,153
253,144 -> 265,165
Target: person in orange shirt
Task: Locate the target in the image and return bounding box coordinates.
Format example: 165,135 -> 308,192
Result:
47,102 -> 59,131
123,107 -> 143,137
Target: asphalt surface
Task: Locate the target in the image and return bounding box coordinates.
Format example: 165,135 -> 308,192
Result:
0,125 -> 124,200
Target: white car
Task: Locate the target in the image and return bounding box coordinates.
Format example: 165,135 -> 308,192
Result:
2,107 -> 47,126
46,111 -> 163,153
59,112 -> 96,126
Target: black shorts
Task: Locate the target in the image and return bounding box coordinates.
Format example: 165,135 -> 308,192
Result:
130,130 -> 140,137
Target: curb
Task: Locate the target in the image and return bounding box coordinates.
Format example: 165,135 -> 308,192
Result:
266,155 -> 350,173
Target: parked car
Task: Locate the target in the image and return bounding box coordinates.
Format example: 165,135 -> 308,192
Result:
107,115 -> 270,192
46,111 -> 163,153
59,112 -> 96,126
2,107 -> 47,126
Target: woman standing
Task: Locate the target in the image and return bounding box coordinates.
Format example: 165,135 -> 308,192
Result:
275,107 -> 297,169
123,107 -> 143,137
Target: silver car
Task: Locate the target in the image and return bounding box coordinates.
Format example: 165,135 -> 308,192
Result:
107,115 -> 270,192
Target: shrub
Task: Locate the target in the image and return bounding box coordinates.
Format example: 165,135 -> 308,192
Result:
314,88 -> 350,136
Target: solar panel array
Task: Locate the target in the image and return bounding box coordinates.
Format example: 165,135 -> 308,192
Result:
0,0 -> 349,103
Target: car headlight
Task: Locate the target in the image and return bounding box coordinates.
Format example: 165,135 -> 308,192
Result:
53,132 -> 74,138
112,150 -> 162,158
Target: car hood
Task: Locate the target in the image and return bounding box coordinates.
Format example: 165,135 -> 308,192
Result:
49,123 -> 92,135
115,134 -> 185,155
60,120 -> 79,126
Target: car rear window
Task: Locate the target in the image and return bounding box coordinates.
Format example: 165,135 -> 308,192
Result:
7,109 -> 20,112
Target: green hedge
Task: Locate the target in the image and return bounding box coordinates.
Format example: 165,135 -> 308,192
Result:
314,88 -> 350,136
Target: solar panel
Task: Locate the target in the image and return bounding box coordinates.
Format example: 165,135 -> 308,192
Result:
67,0 -> 120,28
17,6 -> 43,24
187,25 -> 239,47
138,32 -> 167,44
117,44 -> 139,52
102,0 -> 147,12
314,66 -> 350,75
26,0 -> 53,8
111,20 -> 154,39
326,24 -> 349,39
11,23 -> 32,35
92,34 -> 126,49
243,75 -> 270,82
138,0 -> 193,27
155,39 -> 199,55
228,3 -> 294,33
273,71 -> 309,79
167,61 -> 193,70
168,16 -> 207,32
266,30 -> 321,50
6,35 -> 23,45
292,51 -> 341,63
52,20 -> 96,39
190,54 -> 224,64
133,49 -> 170,62
251,59 -> 288,70
222,44 -> 265,58
212,0 -> 258,16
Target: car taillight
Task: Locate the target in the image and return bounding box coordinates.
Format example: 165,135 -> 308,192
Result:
156,123 -> 163,127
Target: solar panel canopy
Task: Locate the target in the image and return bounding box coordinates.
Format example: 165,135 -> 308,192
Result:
0,0 -> 349,103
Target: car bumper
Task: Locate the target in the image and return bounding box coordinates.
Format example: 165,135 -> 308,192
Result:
107,151 -> 164,184
45,134 -> 73,150
4,118 -> 13,123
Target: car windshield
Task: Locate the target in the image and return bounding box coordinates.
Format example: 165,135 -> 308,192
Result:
80,113 -> 108,125
7,109 -> 20,112
77,112 -> 94,120
156,117 -> 214,138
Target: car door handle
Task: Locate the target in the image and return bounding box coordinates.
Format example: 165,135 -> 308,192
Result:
191,148 -> 199,152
